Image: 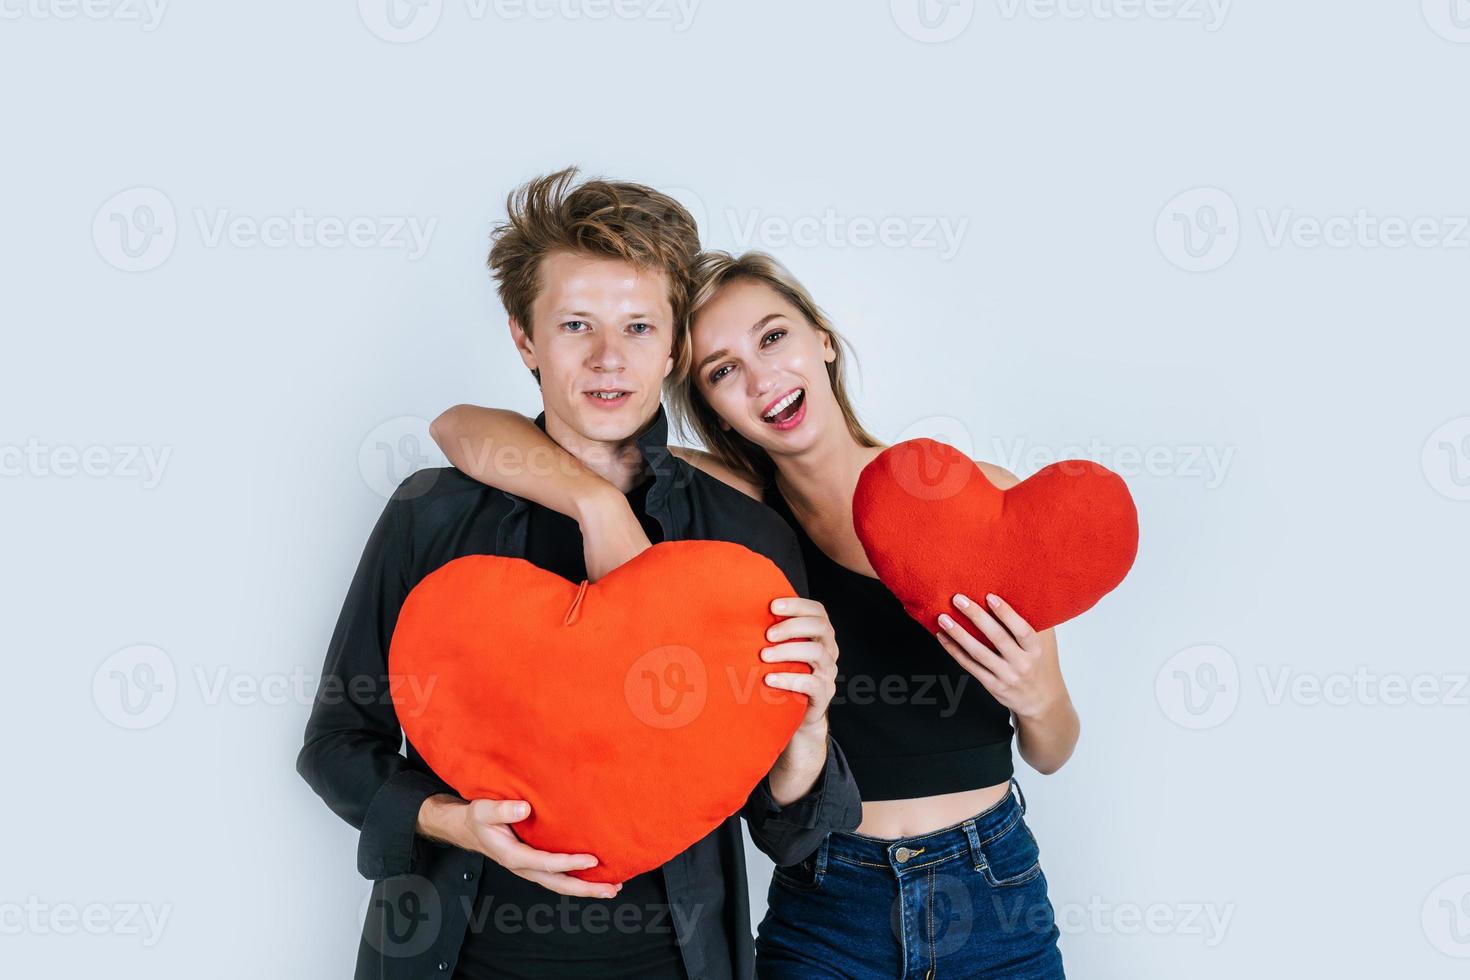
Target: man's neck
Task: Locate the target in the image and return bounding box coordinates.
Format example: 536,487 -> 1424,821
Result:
542,409 -> 651,493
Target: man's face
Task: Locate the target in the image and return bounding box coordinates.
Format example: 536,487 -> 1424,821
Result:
511,251 -> 675,447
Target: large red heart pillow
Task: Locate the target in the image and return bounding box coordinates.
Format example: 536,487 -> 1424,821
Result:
853,439 -> 1138,646
388,540 -> 806,884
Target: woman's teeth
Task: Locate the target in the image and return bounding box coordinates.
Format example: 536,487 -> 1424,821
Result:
763,389 -> 804,421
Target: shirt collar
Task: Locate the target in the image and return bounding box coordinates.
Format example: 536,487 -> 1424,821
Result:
531,402 -> 676,485
493,403 -> 688,554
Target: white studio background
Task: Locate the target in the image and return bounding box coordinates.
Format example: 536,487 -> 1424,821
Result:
3,2 -> 1468,977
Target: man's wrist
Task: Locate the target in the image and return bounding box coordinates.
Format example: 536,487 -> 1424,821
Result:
416,793 -> 468,848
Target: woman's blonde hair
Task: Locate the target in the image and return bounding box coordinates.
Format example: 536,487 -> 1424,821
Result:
669,251 -> 880,483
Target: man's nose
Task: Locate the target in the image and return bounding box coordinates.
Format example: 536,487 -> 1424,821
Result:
587,332 -> 627,372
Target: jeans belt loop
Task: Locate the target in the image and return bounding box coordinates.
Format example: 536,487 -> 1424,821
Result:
1011,776 -> 1027,814
963,820 -> 985,872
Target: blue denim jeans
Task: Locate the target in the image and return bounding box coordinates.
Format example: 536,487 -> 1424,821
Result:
755,778 -> 1065,979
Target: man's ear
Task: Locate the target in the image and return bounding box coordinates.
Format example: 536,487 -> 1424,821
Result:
509,317 -> 538,374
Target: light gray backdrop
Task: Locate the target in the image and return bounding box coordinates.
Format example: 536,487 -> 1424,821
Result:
4,1 -> 1468,976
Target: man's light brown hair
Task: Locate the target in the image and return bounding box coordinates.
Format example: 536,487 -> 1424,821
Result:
487,167 -> 702,383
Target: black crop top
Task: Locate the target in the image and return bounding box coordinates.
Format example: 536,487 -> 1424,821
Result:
766,481 -> 1014,802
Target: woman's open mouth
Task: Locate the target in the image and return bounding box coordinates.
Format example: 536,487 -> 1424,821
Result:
761,387 -> 806,431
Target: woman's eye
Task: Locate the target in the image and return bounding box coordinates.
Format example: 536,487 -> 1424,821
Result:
563,320 -> 589,332
709,364 -> 732,384
760,328 -> 787,347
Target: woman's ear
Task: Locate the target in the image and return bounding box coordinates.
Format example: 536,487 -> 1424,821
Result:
821,330 -> 837,364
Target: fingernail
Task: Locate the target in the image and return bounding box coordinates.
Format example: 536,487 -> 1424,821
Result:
954,594 -> 970,608
987,593 -> 1000,606
511,803 -> 529,818
760,648 -> 773,660
938,613 -> 954,628
771,600 -> 787,613
581,857 -> 598,869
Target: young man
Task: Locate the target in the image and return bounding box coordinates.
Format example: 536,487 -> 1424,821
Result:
296,169 -> 861,980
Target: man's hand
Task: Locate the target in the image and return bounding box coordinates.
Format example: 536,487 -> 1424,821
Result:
417,794 -> 622,899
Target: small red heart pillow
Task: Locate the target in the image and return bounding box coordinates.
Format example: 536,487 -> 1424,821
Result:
853,439 -> 1138,646
388,540 -> 807,884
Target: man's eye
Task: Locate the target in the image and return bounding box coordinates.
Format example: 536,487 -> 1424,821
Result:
628,322 -> 653,335
709,364 -> 732,384
760,328 -> 787,347
563,320 -> 589,332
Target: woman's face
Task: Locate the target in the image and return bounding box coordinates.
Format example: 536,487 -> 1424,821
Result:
689,278 -> 838,456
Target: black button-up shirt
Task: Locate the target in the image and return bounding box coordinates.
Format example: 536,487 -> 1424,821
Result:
296,405 -> 862,980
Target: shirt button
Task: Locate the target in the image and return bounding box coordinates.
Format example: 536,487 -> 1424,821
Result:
438,961 -> 449,971
462,870 -> 474,881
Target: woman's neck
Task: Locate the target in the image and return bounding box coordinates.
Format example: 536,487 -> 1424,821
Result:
772,424 -> 884,531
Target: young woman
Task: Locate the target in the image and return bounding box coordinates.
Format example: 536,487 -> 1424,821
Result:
431,252 -> 1076,978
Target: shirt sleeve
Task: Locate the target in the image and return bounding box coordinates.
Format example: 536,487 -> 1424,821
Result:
769,525 -> 810,600
738,522 -> 861,865
739,733 -> 862,867
295,476 -> 458,880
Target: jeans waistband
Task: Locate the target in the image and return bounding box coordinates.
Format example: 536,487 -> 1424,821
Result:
822,777 -> 1027,877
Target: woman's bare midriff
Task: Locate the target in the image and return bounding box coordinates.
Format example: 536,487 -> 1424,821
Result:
854,781 -> 1012,839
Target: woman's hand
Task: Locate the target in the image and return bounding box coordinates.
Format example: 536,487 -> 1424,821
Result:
934,592 -> 1064,722
573,485 -> 653,581
760,597 -> 839,733
758,596 -> 840,805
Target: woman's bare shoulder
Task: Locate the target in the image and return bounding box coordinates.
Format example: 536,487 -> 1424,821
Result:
976,459 -> 1022,490
669,446 -> 764,501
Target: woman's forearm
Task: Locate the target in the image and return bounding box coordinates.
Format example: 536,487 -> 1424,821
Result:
1014,695 -> 1079,776
429,405 -> 618,523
